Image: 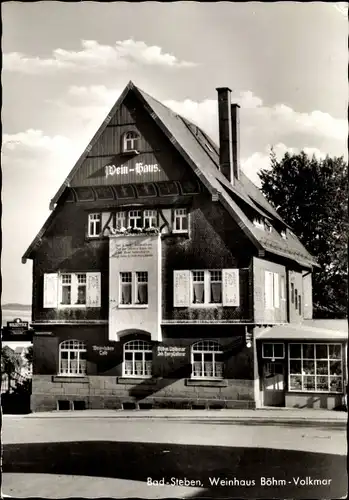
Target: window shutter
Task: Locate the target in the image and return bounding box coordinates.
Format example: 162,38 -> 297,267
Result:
173,270 -> 190,307
264,271 -> 274,309
273,273 -> 280,308
43,273 -> 58,308
86,272 -> 101,307
222,269 -> 240,307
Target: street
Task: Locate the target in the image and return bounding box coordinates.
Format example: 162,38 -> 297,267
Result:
2,415 -> 348,498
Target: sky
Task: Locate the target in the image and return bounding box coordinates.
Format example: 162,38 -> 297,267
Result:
2,1 -> 348,305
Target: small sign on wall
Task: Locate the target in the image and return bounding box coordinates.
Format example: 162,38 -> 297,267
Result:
157,346 -> 186,358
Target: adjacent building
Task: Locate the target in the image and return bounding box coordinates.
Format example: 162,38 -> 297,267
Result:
22,81 -> 348,411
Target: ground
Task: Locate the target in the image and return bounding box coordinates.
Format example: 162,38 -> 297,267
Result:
2,415 -> 347,499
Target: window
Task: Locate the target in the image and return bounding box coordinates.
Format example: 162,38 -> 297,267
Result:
174,269 -> 239,308
44,272 -> 101,308
123,340 -> 152,377
192,271 -> 205,304
191,270 -> 223,305
123,131 -> 140,152
298,294 -> 302,315
59,340 -> 86,376
120,271 -> 148,306
289,343 -> 343,393
76,274 -> 87,305
60,273 -> 87,306
191,341 -> 223,379
129,210 -> 143,229
120,272 -> 132,304
136,272 -> 148,304
144,210 -> 157,228
61,274 -> 72,305
262,343 -> 285,359
209,271 -> 222,303
115,211 -> 127,230
265,271 -> 280,309
88,213 -> 101,237
173,208 -> 188,233
295,289 -> 298,309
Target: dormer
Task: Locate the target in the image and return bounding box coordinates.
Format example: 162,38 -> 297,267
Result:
122,131 -> 140,155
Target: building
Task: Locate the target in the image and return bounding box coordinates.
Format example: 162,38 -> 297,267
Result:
22,81 -> 348,411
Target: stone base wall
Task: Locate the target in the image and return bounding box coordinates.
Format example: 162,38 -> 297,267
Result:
31,375 -> 255,411
285,392 -> 343,410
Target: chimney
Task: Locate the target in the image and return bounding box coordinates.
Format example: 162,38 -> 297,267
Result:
231,103 -> 241,180
216,87 -> 234,183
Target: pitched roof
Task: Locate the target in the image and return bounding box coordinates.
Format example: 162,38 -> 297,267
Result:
23,81 -> 317,268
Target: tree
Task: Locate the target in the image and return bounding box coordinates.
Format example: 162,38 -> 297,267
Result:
259,150 -> 348,318
1,345 -> 22,392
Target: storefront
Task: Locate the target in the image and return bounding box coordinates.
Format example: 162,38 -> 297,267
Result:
255,321 -> 348,409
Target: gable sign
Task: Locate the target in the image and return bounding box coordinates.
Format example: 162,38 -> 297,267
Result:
105,162 -> 160,179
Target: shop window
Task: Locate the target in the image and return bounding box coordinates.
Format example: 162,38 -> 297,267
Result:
191,340 -> 223,379
120,271 -> 148,306
288,343 -> 343,393
88,213 -> 101,237
262,343 -> 285,360
173,208 -> 188,233
123,340 -> 152,377
59,340 -> 87,376
123,131 -> 140,152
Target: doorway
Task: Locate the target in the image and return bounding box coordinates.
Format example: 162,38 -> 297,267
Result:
262,361 -> 285,407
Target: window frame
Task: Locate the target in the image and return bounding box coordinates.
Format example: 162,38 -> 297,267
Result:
262,342 -> 285,360
119,271 -> 149,308
173,208 -> 189,234
123,131 -> 140,152
190,270 -> 223,307
59,340 -> 87,377
88,213 -> 102,238
191,340 -> 224,380
288,343 -> 343,394
59,273 -> 87,308
123,339 -> 153,378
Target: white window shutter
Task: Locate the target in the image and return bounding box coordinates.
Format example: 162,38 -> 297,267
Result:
273,273 -> 280,308
86,272 -> 101,307
222,269 -> 240,307
43,273 -> 58,308
173,270 -> 190,307
264,271 -> 274,309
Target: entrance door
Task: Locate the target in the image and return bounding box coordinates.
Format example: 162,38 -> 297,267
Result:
262,361 -> 285,407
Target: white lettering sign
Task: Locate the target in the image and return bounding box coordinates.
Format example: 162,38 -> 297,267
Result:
92,345 -> 115,356
157,346 -> 186,358
105,162 -> 160,178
